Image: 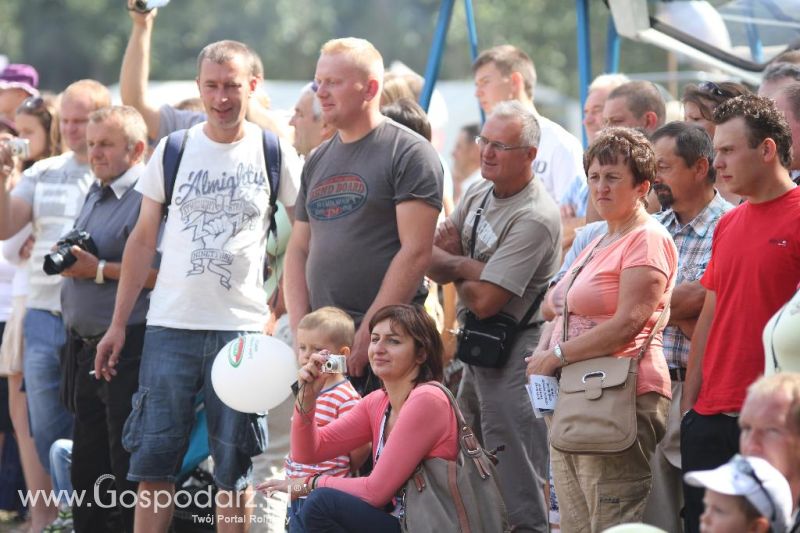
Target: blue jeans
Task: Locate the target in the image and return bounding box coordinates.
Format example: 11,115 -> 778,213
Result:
23,309 -> 73,473
123,327 -> 267,491
287,497 -> 304,533
295,488 -> 400,533
48,439 -> 73,495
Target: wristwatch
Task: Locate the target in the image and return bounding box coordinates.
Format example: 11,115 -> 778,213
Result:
95,260 -> 107,285
553,343 -> 568,366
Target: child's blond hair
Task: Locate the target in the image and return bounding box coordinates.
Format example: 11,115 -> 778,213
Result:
297,307 -> 355,349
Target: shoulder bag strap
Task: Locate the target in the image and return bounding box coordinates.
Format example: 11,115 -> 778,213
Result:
562,237 -> 606,342
469,188 -> 542,327
468,188 -> 493,259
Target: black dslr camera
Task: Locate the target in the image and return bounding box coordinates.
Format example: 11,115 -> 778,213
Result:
43,229 -> 98,275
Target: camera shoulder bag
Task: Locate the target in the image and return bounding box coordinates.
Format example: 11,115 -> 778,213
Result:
550,239 -> 668,455
400,381 -> 510,533
455,189 -> 545,368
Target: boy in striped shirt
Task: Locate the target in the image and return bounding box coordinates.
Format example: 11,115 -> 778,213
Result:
284,307 -> 367,531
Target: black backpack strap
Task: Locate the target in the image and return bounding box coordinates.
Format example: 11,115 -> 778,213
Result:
262,130 -> 281,237
161,129 -> 189,219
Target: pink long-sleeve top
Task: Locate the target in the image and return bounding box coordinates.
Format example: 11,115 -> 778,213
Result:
291,383 -> 459,508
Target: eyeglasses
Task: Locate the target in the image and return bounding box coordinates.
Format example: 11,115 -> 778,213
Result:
474,135 -> 531,152
732,455 -> 776,524
697,81 -> 733,99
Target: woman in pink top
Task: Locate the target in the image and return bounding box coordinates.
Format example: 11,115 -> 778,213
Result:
258,304 -> 458,532
526,128 -> 677,532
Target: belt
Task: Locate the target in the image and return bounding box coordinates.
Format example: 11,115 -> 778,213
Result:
669,367 -> 686,382
70,330 -> 104,347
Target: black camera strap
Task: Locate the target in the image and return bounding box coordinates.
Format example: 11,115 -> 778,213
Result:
468,187 -> 545,329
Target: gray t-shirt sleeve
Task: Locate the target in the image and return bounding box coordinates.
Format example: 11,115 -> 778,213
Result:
481,218 -> 557,297
157,105 -> 206,141
392,140 -> 443,210
294,165 -> 310,223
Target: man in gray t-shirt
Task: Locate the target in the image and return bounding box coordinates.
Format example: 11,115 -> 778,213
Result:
429,101 -> 561,532
0,79 -> 111,473
285,38 -> 443,382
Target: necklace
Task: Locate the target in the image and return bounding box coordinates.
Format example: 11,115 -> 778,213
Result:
597,210 -> 646,248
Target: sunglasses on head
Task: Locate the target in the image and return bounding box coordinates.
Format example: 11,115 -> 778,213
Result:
697,81 -> 733,99
20,96 -> 45,112
732,455 -> 777,524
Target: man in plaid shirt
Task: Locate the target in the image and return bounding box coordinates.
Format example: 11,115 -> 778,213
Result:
645,122 -> 733,531
643,122 -> 733,531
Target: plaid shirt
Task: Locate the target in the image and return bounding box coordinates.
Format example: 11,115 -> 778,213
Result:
655,192 -> 733,368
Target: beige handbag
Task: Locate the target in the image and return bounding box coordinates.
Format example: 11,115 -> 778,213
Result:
550,241 -> 668,455
0,297 -> 25,376
400,382 -> 510,533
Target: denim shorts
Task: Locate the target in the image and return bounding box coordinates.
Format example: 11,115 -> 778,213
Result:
123,327 -> 267,491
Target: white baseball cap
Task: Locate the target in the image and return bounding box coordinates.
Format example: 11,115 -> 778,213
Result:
684,455 -> 793,532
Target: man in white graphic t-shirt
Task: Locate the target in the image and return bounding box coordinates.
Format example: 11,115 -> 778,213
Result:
96,40 -> 301,532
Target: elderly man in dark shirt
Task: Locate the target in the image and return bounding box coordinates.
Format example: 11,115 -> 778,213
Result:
59,105 -> 157,533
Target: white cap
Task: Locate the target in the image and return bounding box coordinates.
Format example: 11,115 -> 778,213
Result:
684,455 -> 793,532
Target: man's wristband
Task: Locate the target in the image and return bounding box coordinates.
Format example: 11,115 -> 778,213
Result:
95,260 -> 107,284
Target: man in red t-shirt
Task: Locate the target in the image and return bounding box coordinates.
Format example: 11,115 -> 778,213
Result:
680,94 -> 800,533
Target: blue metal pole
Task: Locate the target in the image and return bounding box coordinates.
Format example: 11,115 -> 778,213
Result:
605,16 -> 620,73
463,0 -> 483,122
744,4 -> 764,64
420,0 -> 456,112
464,0 -> 479,62
576,0 -> 591,147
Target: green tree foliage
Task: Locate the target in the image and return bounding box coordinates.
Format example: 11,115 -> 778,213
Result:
0,0 -> 668,97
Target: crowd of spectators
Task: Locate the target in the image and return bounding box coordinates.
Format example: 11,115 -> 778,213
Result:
0,2 -> 799,533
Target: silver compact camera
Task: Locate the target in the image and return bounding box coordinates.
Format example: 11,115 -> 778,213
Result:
322,354 -> 347,374
6,138 -> 29,159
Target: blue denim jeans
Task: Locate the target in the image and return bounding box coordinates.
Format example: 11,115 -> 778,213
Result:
48,438 -> 73,494
23,309 -> 73,473
123,327 -> 267,491
295,488 -> 400,533
287,497 -> 304,533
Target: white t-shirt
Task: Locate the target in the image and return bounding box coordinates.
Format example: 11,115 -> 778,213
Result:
11,153 -> 94,312
533,116 -> 585,206
137,121 -> 302,331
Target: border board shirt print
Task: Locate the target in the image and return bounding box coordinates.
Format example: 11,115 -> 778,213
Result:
136,121 -> 300,331
307,173 -> 367,220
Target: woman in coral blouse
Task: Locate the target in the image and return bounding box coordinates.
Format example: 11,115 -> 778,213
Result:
526,127 -> 677,532
259,304 -> 457,532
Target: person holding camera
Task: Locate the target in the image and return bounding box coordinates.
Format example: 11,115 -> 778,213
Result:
258,304 -> 456,532
427,100 -> 561,532
0,79 -> 110,478
58,105 -> 156,533
259,306 -> 368,532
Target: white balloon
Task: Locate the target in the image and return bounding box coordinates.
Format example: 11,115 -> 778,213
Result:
211,334 -> 297,413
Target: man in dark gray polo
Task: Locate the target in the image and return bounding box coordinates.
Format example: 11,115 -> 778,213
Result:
59,105 -> 156,533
